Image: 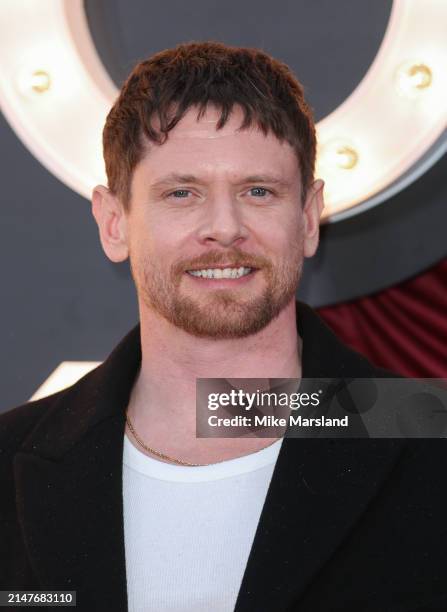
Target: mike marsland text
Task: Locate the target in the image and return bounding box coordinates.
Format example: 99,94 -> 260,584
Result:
207,415 -> 349,427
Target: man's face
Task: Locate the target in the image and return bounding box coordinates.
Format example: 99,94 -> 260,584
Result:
123,105 -> 321,339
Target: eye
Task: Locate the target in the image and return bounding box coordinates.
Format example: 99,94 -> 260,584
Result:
168,189 -> 191,198
249,187 -> 271,197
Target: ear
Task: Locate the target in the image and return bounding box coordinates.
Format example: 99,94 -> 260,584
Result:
91,185 -> 129,262
302,179 -> 325,258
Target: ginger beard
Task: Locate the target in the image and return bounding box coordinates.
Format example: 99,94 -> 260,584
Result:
130,240 -> 304,339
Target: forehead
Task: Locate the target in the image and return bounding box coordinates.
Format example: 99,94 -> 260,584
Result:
135,105 -> 300,181
163,105 -> 253,139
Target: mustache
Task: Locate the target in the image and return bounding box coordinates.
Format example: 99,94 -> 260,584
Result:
173,249 -> 271,273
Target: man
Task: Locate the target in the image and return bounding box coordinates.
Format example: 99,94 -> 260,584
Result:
1,42 -> 446,612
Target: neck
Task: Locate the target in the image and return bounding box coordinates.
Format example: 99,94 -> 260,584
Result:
126,299 -> 301,463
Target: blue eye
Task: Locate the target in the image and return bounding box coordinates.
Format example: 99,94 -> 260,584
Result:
170,189 -> 191,198
250,187 -> 269,197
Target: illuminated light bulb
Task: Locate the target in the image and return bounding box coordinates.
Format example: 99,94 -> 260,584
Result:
334,145 -> 358,169
30,70 -> 51,93
16,69 -> 52,97
321,142 -> 359,171
395,62 -> 433,97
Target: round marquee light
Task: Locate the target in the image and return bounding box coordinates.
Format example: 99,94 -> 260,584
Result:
320,142 -> 359,171
0,0 -> 446,222
29,70 -> 52,94
395,62 -> 433,97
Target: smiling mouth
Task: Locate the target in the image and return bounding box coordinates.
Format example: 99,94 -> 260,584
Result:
186,266 -> 255,279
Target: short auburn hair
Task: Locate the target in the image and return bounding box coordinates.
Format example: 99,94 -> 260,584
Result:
103,41 -> 316,209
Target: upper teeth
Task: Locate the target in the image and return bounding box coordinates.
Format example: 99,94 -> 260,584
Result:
187,267 -> 252,279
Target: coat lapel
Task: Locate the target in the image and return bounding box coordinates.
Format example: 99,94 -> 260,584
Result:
233,437 -> 405,611
234,303 -> 407,611
14,303 -> 406,611
14,326 -> 141,610
14,415 -> 128,609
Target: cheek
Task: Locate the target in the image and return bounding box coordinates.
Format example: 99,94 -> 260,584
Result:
258,216 -> 302,256
285,212 -> 304,244
129,215 -> 168,254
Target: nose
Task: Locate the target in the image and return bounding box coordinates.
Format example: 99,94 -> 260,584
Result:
197,189 -> 248,247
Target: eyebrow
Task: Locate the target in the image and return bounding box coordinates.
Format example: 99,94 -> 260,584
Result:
150,173 -> 291,190
238,175 -> 291,187
150,173 -> 207,190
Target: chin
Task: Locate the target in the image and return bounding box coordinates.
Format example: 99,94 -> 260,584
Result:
167,292 -> 293,339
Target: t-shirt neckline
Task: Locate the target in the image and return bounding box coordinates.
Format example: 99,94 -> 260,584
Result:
123,434 -> 284,483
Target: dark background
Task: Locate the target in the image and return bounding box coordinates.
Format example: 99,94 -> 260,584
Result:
1,0 -> 445,410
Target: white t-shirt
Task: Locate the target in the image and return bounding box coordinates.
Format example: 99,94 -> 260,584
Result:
122,434 -> 284,612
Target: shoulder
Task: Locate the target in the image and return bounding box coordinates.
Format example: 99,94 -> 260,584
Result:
0,393 -> 63,521
0,391 -> 65,464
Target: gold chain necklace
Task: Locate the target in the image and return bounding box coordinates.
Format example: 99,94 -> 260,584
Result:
125,411 -> 281,467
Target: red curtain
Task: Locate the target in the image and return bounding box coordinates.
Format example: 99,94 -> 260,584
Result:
317,258 -> 447,377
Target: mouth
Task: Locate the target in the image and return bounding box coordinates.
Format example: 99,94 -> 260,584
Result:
186,266 -> 255,280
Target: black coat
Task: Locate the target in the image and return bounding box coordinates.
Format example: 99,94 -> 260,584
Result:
1,302 -> 446,611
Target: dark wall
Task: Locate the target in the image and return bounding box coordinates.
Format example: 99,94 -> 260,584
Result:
85,0 -> 392,122
1,1 -> 445,411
